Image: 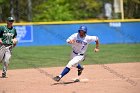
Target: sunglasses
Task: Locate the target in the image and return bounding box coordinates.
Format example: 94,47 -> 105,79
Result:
8,20 -> 14,22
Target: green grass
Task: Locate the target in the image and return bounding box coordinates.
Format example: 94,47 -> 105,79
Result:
0,44 -> 140,69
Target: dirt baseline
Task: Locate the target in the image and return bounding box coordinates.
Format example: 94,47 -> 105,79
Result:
0,62 -> 140,93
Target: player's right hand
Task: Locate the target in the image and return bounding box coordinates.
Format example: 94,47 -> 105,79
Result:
0,39 -> 2,45
68,40 -> 75,44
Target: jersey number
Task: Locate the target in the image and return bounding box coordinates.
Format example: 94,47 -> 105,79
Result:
81,45 -> 85,50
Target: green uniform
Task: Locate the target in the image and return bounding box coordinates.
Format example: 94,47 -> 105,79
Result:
0,25 -> 17,77
0,26 -> 17,45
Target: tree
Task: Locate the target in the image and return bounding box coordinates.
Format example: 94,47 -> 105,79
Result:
10,0 -> 14,18
27,0 -> 32,22
33,0 -> 74,21
0,0 -> 8,22
15,0 -> 19,22
124,0 -> 140,18
0,0 -> 140,22
33,0 -> 103,22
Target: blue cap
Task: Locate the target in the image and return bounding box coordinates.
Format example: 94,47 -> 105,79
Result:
78,26 -> 87,33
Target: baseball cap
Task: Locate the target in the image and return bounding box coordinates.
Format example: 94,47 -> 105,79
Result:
78,26 -> 87,33
7,17 -> 14,22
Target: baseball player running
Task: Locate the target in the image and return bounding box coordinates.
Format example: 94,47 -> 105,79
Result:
0,17 -> 17,78
53,26 -> 99,82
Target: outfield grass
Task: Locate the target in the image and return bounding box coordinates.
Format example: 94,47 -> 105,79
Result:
0,44 -> 140,69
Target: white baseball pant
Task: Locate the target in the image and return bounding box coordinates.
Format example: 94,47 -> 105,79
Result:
66,51 -> 85,68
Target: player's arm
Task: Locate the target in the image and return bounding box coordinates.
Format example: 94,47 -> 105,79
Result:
94,39 -> 100,52
0,36 -> 2,45
0,26 -> 3,45
90,36 -> 100,52
12,38 -> 18,46
66,33 -> 76,44
12,29 -> 18,47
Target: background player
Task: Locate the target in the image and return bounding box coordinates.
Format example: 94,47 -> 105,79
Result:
0,17 -> 18,78
53,26 -> 100,82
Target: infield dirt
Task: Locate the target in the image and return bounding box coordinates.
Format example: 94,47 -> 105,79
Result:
0,62 -> 140,93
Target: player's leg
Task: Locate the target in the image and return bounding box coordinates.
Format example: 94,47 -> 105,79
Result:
53,67 -> 70,82
53,52 -> 75,81
76,63 -> 84,76
53,55 -> 84,82
58,52 -> 77,78
2,49 -> 11,78
70,52 -> 84,76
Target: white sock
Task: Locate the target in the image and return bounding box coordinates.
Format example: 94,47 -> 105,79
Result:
59,75 -> 62,78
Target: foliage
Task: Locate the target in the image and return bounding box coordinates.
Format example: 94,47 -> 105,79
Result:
33,0 -> 74,21
124,0 -> 140,18
33,0 -> 102,21
0,0 -> 140,22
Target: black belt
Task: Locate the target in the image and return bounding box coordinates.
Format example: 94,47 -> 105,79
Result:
3,44 -> 12,47
73,51 -> 84,55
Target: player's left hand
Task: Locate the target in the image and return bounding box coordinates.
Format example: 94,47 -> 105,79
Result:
12,38 -> 18,45
94,48 -> 99,52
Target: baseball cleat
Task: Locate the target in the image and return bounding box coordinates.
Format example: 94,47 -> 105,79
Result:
53,76 -> 61,82
74,79 -> 80,82
78,67 -> 84,76
2,72 -> 6,78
